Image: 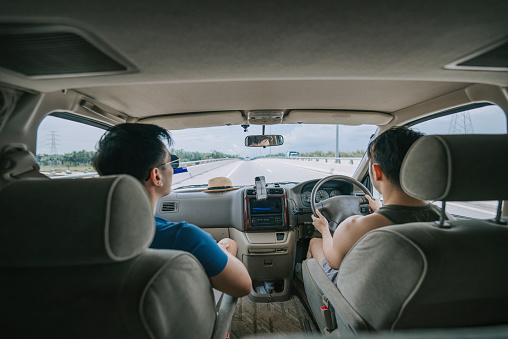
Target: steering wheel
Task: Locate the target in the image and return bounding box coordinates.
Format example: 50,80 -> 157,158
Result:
310,175 -> 372,231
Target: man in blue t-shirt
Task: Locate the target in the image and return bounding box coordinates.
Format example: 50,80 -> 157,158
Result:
93,123 -> 251,297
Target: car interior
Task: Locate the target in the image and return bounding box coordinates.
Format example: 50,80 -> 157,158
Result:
1,1 -> 508,338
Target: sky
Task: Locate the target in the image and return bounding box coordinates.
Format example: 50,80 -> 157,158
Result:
36,105 -> 507,157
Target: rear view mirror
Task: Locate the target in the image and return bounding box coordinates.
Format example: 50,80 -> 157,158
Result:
245,135 -> 284,147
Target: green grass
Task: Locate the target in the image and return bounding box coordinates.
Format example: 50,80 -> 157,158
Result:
40,165 -> 95,173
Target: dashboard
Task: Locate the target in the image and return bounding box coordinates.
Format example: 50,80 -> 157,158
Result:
156,177 -> 367,301
300,180 -> 354,207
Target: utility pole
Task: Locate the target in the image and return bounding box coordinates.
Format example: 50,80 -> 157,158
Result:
50,131 -> 58,154
335,125 -> 340,158
448,111 -> 474,134
49,131 -> 59,167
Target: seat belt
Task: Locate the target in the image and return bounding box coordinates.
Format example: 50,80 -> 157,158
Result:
321,295 -> 336,332
0,146 -> 49,183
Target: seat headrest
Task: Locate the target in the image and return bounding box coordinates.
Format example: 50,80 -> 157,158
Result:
0,175 -> 154,267
400,134 -> 508,201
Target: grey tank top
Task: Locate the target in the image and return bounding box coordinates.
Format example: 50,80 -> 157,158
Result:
375,204 -> 442,225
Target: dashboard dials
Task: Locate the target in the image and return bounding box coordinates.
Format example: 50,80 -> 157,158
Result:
300,180 -> 354,207
302,191 -> 311,204
315,190 -> 329,203
330,189 -> 342,197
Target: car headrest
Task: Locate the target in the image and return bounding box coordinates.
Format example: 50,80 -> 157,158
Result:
0,175 -> 155,267
400,134 -> 508,201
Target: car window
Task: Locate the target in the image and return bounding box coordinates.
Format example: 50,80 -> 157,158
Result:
410,104 -> 507,219
36,114 -> 107,178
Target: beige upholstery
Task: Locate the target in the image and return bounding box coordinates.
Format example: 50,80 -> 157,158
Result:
0,175 -> 219,338
0,175 -> 154,266
338,220 -> 508,330
303,134 -> 508,335
401,134 -> 508,201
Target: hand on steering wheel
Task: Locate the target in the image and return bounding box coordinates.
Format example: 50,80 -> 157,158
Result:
310,175 -> 372,231
311,209 -> 330,234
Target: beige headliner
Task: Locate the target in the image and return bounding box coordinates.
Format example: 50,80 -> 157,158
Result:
1,0 -> 508,127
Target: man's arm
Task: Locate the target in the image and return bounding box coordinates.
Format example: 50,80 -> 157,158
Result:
175,225 -> 252,298
209,248 -> 252,297
312,209 -> 392,270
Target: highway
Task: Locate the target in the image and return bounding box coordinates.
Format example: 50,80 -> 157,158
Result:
172,158 -> 346,189
173,158 -> 499,220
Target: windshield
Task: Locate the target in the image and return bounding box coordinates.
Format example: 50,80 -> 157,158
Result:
170,124 -> 378,189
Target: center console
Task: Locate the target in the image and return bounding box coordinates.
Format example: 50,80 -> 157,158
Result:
236,187 -> 294,302
244,187 -> 288,232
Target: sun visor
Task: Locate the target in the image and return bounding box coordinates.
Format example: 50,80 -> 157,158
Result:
284,110 -> 393,126
139,111 -> 247,130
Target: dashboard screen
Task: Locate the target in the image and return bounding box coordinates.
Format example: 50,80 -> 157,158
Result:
249,197 -> 282,214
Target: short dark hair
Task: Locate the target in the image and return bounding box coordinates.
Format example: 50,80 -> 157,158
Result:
93,123 -> 173,182
367,126 -> 424,187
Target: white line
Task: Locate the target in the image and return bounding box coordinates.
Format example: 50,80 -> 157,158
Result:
266,169 -> 272,172
226,162 -> 243,178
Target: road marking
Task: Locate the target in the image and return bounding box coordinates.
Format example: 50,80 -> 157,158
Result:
446,201 -> 496,214
226,162 -> 243,178
266,169 -> 272,172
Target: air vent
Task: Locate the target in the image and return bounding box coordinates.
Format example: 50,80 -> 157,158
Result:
161,201 -> 178,213
247,189 -> 256,195
445,39 -> 508,71
268,188 -> 284,195
0,24 -> 136,78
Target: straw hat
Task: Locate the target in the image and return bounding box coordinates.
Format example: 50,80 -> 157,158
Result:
204,177 -> 239,192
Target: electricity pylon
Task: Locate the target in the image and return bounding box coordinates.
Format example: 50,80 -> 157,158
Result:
448,111 -> 474,134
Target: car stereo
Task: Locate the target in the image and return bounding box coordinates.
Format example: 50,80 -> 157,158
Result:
244,189 -> 288,231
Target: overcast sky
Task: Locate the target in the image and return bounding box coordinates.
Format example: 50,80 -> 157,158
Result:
37,105 -> 507,157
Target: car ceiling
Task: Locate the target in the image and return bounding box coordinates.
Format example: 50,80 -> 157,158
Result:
1,0 -> 507,124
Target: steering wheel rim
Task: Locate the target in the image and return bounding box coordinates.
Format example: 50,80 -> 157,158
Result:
310,175 -> 372,231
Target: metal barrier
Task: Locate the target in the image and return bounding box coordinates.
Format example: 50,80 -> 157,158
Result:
46,158 -> 239,180
281,156 -> 362,165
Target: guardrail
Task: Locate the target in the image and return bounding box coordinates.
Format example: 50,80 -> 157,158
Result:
46,157 -> 239,180
281,156 -> 362,165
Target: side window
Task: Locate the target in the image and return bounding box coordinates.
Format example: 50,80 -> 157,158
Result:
410,104 -> 507,219
410,104 -> 507,135
36,113 -> 107,177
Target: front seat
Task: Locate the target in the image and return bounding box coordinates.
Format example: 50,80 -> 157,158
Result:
302,134 -> 508,335
0,174 -> 236,338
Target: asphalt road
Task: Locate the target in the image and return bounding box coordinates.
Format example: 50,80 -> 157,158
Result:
173,158 -> 337,189
173,159 -> 499,220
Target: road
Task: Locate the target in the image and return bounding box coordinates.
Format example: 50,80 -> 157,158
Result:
173,159 -> 499,220
173,158 -> 344,189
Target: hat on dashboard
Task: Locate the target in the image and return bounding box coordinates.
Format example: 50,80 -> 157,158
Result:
205,177 -> 239,192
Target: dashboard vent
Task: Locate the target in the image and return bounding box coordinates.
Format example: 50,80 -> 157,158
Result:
247,189 -> 256,195
161,201 -> 178,213
269,188 -> 284,195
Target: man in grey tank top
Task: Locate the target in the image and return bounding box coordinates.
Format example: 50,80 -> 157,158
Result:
307,127 -> 442,284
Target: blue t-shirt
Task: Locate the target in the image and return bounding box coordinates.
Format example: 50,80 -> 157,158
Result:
150,216 -> 228,277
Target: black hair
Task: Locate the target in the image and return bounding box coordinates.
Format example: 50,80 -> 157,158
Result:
367,126 -> 424,187
93,123 -> 173,182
